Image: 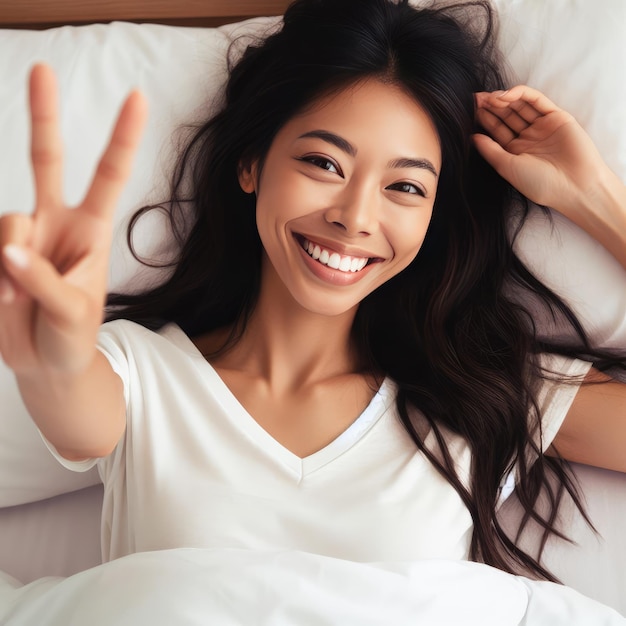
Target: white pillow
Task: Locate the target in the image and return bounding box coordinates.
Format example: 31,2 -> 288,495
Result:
0,0 -> 624,506
491,0 -> 626,347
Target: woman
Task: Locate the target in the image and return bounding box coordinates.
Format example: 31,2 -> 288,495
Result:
0,0 -> 624,583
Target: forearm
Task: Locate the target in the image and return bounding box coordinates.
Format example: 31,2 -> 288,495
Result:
556,168 -> 626,271
16,350 -> 126,460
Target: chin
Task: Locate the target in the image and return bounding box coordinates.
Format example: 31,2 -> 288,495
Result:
292,291 -> 362,319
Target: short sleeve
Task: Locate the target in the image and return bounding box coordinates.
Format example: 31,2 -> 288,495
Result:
533,352 -> 593,453
38,320 -> 132,473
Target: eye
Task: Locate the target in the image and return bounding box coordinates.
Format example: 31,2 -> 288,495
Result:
386,181 -> 426,197
298,155 -> 343,176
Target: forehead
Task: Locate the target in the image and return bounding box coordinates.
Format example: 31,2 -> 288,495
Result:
276,78 -> 441,166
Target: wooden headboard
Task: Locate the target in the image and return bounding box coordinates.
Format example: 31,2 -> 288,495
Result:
0,0 -> 293,29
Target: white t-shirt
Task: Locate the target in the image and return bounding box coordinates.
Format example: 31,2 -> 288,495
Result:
45,319 -> 592,564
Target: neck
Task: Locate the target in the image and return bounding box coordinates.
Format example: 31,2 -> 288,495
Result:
212,260 -> 361,392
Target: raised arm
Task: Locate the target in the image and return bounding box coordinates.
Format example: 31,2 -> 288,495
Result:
474,85 -> 626,472
0,65 -> 147,461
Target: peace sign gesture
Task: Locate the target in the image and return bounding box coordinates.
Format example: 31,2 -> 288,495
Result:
0,64 -> 147,377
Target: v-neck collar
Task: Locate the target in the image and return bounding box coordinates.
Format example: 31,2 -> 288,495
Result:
162,323 -> 395,479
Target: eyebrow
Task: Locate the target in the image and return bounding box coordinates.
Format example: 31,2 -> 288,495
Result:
388,157 -> 438,178
297,129 -> 438,177
299,130 -> 356,157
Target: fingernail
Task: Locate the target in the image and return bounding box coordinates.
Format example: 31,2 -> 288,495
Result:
3,244 -> 29,269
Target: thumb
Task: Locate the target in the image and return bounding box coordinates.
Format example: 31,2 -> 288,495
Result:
2,244 -> 91,326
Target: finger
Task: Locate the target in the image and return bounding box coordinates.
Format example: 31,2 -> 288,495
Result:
475,90 -> 507,102
472,133 -> 515,180
495,85 -> 560,116
0,214 -> 34,304
2,244 -> 90,327
0,277 -> 14,305
81,91 -> 148,219
29,64 -> 64,211
483,99 -> 542,131
484,105 -> 530,136
476,107 -> 517,147
0,214 -> 34,249
501,99 -> 542,126
478,87 -> 551,123
478,92 -> 542,133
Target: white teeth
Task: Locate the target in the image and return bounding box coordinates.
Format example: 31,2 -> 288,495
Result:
339,256 -> 352,272
301,238 -> 371,273
328,253 -> 341,269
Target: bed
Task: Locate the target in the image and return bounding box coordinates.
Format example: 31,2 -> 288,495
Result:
0,0 -> 625,622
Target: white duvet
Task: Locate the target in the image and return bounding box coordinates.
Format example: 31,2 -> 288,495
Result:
0,549 -> 624,625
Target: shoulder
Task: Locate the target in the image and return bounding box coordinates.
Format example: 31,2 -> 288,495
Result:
535,352 -> 593,380
533,352 -> 593,414
97,320 -> 201,379
532,352 -> 593,419
525,351 -> 593,458
98,319 -> 192,352
99,319 -> 162,343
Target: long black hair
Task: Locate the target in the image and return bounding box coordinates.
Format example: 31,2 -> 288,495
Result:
107,0 -> 622,579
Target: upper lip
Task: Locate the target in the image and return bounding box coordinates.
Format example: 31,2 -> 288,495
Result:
294,232 -> 384,261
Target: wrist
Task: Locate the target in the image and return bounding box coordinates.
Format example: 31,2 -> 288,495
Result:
15,350 -> 99,395
566,168 -> 626,269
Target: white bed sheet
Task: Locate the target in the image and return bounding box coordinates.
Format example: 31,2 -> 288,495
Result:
2,547 -> 625,625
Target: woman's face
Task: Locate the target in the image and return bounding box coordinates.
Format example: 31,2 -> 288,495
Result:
241,78 -> 441,318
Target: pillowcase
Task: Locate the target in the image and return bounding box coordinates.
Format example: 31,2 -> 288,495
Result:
0,0 -> 624,506
491,0 -> 626,347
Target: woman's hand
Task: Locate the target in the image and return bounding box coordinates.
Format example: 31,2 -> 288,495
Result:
0,64 -> 147,378
474,85 -> 612,215
474,84 -> 626,269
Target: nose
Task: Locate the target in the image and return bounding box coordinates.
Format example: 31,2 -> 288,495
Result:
323,180 -> 379,236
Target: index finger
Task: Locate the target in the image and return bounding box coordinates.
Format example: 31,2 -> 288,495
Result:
81,90 -> 148,219
491,85 -> 561,116
30,64 -> 64,212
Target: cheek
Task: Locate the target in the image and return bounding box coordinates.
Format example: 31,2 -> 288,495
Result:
390,210 -> 434,262
254,178 -> 313,260
256,169 -> 311,222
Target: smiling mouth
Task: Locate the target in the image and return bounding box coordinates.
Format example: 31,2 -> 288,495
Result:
297,236 -> 377,273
